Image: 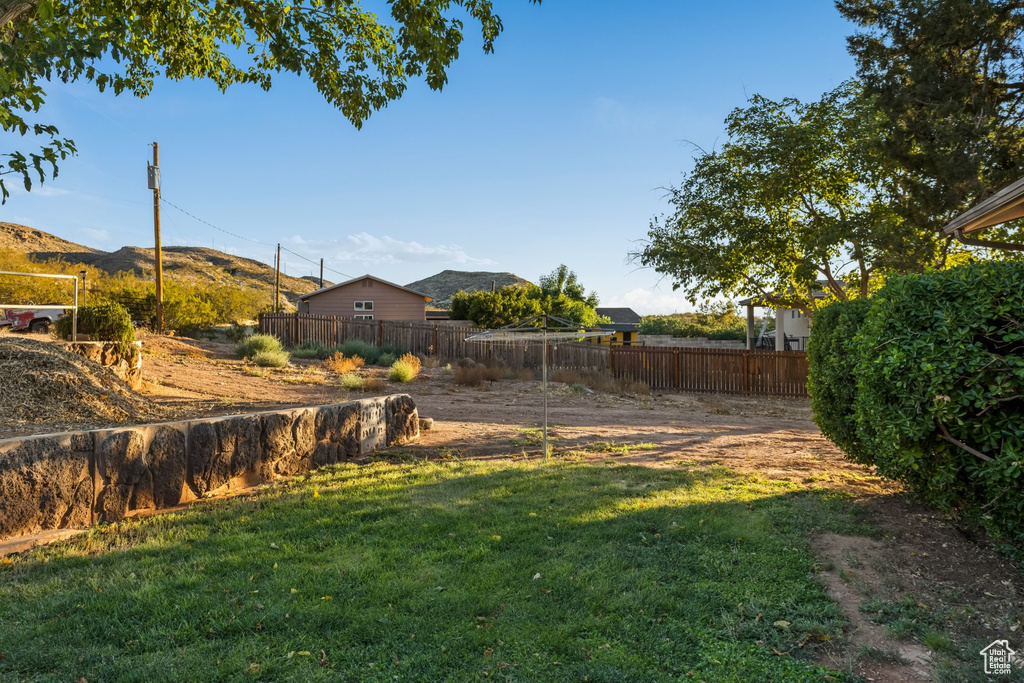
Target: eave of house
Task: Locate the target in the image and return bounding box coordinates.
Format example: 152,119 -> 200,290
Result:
943,176 -> 1024,235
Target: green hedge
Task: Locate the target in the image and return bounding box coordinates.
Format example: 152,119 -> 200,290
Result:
809,262 -> 1024,555
806,299 -> 871,464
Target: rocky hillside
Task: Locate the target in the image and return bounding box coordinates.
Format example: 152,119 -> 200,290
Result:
406,269 -> 532,309
2,222 -> 323,302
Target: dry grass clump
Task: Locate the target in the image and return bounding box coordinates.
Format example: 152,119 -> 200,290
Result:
388,353 -> 421,383
418,353 -> 441,369
0,337 -> 155,434
364,376 -> 387,392
323,352 -> 365,373
452,361 -> 503,386
396,353 -> 421,374
551,368 -> 649,396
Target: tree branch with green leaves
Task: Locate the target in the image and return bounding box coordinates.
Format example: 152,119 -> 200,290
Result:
0,0 -> 539,201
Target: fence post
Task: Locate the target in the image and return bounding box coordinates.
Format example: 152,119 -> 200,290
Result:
432,324 -> 439,357
673,349 -> 680,390
743,351 -> 750,396
377,320 -> 383,347
292,313 -> 299,347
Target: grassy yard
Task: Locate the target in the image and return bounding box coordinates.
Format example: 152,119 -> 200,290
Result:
0,457 -> 874,682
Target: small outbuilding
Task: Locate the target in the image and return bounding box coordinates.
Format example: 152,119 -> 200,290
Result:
299,275 -> 433,321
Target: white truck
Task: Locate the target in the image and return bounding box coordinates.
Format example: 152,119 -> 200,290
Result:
3,307 -> 67,333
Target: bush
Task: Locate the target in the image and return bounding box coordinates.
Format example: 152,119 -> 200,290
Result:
252,349 -> 290,368
236,333 -> 284,360
850,263 -> 1024,554
335,339 -> 380,365
806,299 -> 871,463
323,352 -> 365,373
290,340 -> 330,359
54,302 -> 134,348
388,358 -> 419,383
376,352 -> 397,368
225,322 -> 251,343
339,373 -> 364,390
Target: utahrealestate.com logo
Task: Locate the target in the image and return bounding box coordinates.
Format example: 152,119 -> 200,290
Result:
980,639 -> 1017,676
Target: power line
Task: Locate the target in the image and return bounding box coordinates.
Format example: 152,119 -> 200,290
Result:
159,195 -> 353,282
160,196 -> 273,247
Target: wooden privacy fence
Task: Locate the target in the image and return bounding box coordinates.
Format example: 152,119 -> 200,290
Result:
258,313 -> 808,397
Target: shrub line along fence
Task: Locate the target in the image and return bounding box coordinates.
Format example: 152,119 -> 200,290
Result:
259,313 -> 809,397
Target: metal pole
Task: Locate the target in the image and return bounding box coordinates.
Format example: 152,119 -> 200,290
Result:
275,244 -> 281,312
152,142 -> 164,334
542,325 -> 548,459
319,258 -> 324,288
72,277 -> 78,341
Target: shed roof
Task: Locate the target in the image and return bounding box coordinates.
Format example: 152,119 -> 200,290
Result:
299,274 -> 433,302
595,307 -> 642,325
943,176 -> 1024,235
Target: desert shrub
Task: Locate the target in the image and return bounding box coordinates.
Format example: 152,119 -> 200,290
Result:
388,358 -> 419,383
291,341 -> 330,359
339,373 -> 364,390
806,299 -> 872,464
363,377 -> 387,392
54,302 -> 134,348
236,333 -> 284,360
252,349 -> 289,368
481,365 -> 502,381
323,352 -> 365,373
500,366 -> 517,380
551,367 -> 648,396
397,352 -> 421,374
453,365 -> 484,386
376,352 -> 397,368
514,367 -> 535,381
225,321 -> 251,343
852,262 -> 1024,553
335,339 -> 380,364
418,353 -> 440,369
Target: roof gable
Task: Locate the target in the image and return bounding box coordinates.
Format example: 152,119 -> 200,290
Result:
595,307 -> 642,325
300,274 -> 433,302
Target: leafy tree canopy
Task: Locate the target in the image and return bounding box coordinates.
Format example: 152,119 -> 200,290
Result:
635,83 -> 945,315
837,0 -> 1024,233
451,264 -> 604,328
0,0 -> 538,201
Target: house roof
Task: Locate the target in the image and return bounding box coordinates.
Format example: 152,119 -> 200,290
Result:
299,274 -> 433,303
943,176 -> 1024,235
595,307 -> 642,325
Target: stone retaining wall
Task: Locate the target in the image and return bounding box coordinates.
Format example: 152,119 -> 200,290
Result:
59,341 -> 144,389
0,395 -> 418,541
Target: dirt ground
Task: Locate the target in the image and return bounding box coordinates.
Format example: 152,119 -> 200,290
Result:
5,333 -> 1024,681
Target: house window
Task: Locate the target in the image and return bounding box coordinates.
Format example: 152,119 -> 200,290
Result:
354,301 -> 374,311
354,314 -> 374,320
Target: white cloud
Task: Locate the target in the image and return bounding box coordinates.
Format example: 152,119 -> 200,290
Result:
286,232 -> 494,268
80,227 -> 109,242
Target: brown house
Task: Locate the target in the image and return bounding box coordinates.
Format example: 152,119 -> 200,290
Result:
298,275 -> 433,321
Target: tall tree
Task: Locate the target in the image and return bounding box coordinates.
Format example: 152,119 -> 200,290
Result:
635,84 -> 940,314
837,0 -> 1024,229
0,0 -> 538,201
538,264 -> 599,308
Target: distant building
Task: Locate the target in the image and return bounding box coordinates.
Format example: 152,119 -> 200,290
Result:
595,307 -> 642,326
299,275 -> 432,321
591,307 -> 641,346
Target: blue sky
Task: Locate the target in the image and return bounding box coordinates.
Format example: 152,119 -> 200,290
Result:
2,1 -> 857,314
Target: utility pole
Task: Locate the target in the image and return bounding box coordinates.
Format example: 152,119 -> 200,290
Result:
148,142 -> 164,333
274,243 -> 281,313
319,258 -> 324,289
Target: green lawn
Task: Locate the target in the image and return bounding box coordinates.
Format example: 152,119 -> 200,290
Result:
0,458 -> 871,682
